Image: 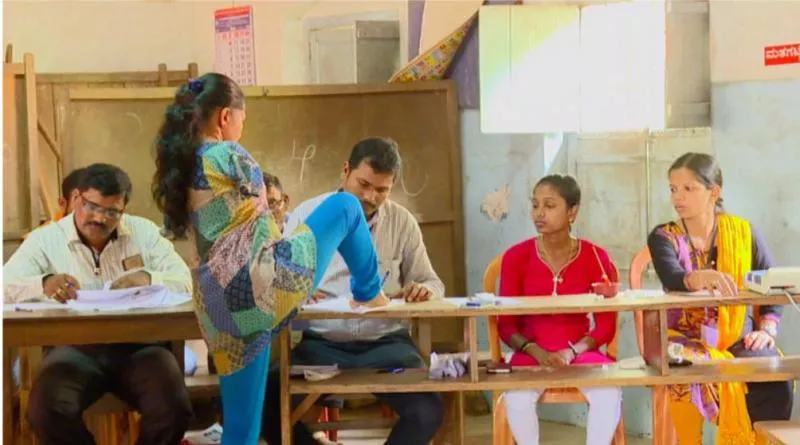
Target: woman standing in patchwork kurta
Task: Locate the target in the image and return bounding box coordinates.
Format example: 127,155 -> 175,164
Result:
648,152 -> 792,445
152,73 -> 388,445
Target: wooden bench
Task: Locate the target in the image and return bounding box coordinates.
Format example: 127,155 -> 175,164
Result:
285,357 -> 800,445
755,421 -> 800,445
290,357 -> 800,395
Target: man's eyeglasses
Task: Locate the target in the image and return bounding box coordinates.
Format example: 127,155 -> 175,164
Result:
80,195 -> 124,220
267,196 -> 285,210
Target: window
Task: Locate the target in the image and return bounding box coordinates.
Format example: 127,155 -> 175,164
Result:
479,2 -> 666,133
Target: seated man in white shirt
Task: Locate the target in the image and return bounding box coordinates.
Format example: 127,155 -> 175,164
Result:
4,163 -> 193,445
262,138 -> 445,445
263,171 -> 290,233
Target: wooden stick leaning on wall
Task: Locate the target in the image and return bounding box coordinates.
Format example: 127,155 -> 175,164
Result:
3,52 -> 42,235
23,54 -> 41,227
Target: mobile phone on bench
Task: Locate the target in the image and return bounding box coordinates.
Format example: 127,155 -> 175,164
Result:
486,363 -> 512,374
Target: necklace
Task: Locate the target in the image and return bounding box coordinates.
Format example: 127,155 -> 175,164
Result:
681,216 -> 717,269
538,236 -> 577,263
537,237 -> 578,296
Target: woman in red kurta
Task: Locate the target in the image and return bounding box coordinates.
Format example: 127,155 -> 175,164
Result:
497,174 -> 622,445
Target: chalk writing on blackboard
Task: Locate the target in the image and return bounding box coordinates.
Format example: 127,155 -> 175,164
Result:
400,169 -> 429,198
124,112 -> 143,135
290,140 -> 316,185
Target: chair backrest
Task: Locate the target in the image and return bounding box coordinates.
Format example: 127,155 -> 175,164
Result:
483,253 -> 621,362
628,246 -> 652,356
629,247 -> 652,290
484,255 -> 504,363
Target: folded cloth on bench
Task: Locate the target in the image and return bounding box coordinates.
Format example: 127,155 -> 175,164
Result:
429,352 -> 469,379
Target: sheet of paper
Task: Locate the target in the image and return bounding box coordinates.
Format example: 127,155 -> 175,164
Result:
360,299 -> 409,313
446,297 -> 521,308
289,364 -> 339,377
679,290 -> 713,297
623,289 -> 666,298
69,285 -> 191,311
4,302 -> 69,312
618,356 -> 646,370
302,298 -> 409,314
302,297 -> 359,313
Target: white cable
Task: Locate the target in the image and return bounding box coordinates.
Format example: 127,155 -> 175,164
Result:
784,290 -> 800,315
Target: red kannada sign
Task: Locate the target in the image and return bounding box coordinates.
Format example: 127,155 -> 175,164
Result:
764,43 -> 800,66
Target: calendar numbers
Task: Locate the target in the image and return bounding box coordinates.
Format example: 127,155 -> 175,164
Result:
214,6 -> 256,86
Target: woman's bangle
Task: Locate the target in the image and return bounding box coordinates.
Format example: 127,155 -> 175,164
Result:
760,320 -> 778,338
519,341 -> 531,352
567,341 -> 579,357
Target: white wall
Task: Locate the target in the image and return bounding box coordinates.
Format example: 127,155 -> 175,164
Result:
710,0 -> 800,83
3,0 -> 407,84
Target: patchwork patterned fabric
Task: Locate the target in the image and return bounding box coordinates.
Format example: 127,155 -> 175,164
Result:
189,141 -> 317,376
657,222 -> 723,420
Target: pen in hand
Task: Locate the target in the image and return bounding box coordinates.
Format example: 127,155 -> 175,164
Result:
380,270 -> 390,289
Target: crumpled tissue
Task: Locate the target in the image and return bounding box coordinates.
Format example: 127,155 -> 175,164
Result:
428,352 -> 470,379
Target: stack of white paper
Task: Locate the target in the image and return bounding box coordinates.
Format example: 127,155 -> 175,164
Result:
69,285 -> 191,310
4,285 -> 191,313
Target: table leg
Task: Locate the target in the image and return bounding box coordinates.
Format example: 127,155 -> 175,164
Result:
417,319 -> 433,364
642,309 -> 668,375
4,348 -> 14,445
432,391 -> 464,445
279,329 -> 292,445
466,317 -> 478,383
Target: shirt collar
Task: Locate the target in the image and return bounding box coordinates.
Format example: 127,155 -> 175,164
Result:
61,213 -> 129,245
335,189 -> 381,229
366,209 -> 380,229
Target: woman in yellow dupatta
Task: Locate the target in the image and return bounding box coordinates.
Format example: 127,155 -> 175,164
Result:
647,152 -> 792,445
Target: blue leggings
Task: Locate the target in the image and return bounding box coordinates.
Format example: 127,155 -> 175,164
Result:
219,192 -> 381,445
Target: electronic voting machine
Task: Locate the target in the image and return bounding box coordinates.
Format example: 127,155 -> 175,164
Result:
745,267 -> 800,295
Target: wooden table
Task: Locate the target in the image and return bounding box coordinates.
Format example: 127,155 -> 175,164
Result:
5,291 -> 800,445
755,421 -> 800,444
279,291 -> 800,445
3,303 -> 200,445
